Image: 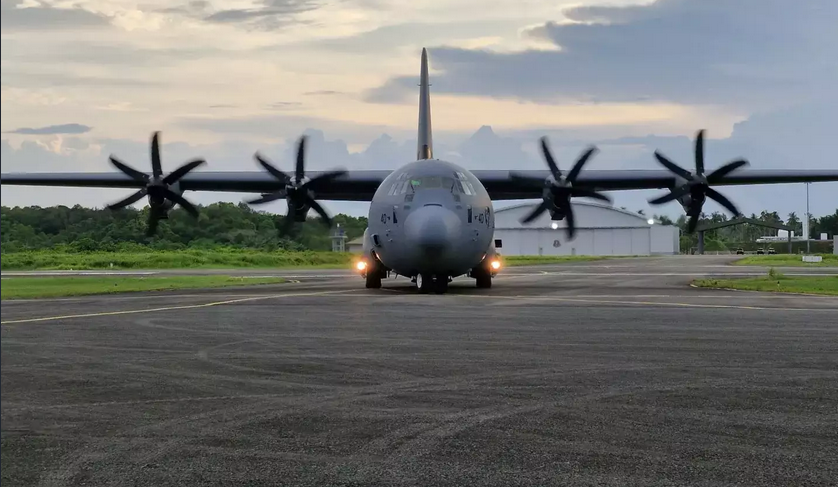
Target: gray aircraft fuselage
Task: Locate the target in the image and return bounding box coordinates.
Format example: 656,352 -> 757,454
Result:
362,159 -> 497,279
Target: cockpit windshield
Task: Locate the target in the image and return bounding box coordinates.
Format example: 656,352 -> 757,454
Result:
387,171 -> 477,196
388,172 -> 475,196
408,176 -> 455,191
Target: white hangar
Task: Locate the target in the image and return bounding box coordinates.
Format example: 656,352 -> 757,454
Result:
492,202 -> 680,256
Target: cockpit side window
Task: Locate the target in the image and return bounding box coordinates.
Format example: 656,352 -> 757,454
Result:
455,171 -> 475,195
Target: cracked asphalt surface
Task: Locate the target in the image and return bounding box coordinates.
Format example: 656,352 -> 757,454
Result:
2,256 -> 837,486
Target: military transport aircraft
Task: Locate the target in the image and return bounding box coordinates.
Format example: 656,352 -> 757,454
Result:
2,48 -> 838,294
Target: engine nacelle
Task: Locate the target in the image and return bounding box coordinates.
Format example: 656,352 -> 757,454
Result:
549,206 -> 568,221
147,193 -> 175,219
675,188 -> 705,214
291,198 -> 311,222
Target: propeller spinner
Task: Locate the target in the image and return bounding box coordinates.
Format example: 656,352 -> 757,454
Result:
106,131 -> 205,236
509,137 -> 612,239
247,135 -> 347,236
648,130 -> 749,233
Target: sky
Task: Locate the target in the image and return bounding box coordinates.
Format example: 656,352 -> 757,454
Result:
2,0 -> 836,221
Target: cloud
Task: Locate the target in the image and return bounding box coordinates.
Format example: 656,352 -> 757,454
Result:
302,90 -> 346,96
306,20 -> 512,53
6,123 -> 93,135
365,0 -> 837,109
266,101 -> 303,110
202,0 -> 325,30
4,100 -> 837,221
0,0 -> 111,31
0,68 -> 163,89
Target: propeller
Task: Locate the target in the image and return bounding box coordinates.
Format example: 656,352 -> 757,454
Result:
106,131 -> 205,236
648,129 -> 749,233
508,137 -> 611,239
247,135 -> 347,236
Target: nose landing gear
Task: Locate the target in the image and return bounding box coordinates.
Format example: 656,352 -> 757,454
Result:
413,274 -> 450,294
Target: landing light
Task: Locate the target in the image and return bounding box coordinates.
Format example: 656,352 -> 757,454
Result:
647,218 -> 655,225
355,260 -> 367,272
490,260 -> 501,270
551,222 -> 559,230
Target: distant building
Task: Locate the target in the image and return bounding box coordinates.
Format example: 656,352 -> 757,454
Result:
347,237 -> 365,253
492,202 -> 680,256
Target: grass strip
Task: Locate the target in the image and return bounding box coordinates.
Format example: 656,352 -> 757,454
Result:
1,250 -> 615,271
693,273 -> 838,296
733,254 -> 837,267
1,276 -> 288,300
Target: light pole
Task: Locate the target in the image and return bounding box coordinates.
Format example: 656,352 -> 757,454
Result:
806,182 -> 810,254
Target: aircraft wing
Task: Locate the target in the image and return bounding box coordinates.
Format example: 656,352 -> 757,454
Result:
0,170 -> 390,202
3,168 -> 837,202
472,169 -> 838,200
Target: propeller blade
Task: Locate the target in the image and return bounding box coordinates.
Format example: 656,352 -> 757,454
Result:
295,136 -> 307,184
687,213 -> 700,233
706,159 -> 748,183
146,212 -> 160,237
521,199 -> 551,224
539,137 -> 561,180
565,205 -> 576,239
654,151 -> 693,180
247,192 -> 286,205
705,187 -> 740,217
163,188 -> 200,218
565,146 -> 598,184
305,169 -> 348,191
163,158 -> 205,185
569,187 -> 611,203
694,129 -> 704,175
648,185 -> 691,205
509,172 -> 547,188
107,188 -> 148,210
306,197 -> 332,226
279,208 -> 297,237
254,153 -> 290,183
151,132 -> 162,179
110,156 -> 150,183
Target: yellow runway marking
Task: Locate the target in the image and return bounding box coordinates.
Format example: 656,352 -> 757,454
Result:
0,289 -> 359,325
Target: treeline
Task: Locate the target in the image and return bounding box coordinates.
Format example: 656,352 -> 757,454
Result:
1,204 -> 835,254
652,210 -> 838,253
1,203 -> 367,253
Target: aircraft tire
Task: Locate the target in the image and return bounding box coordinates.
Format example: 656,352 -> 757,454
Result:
475,269 -> 492,289
416,274 -> 432,293
433,276 -> 449,294
365,272 -> 382,288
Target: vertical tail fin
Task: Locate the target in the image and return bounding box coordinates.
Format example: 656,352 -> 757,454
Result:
417,47 -> 433,160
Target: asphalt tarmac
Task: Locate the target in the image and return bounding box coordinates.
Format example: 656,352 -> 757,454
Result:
2,256 -> 837,486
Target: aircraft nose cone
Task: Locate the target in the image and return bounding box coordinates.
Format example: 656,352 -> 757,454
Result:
404,205 -> 461,253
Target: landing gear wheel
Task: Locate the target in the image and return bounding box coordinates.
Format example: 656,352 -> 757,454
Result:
365,271 -> 381,289
364,258 -> 383,289
474,268 -> 492,289
433,275 -> 449,294
416,274 -> 433,294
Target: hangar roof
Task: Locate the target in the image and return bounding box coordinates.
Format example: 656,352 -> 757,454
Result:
493,201 -> 656,230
